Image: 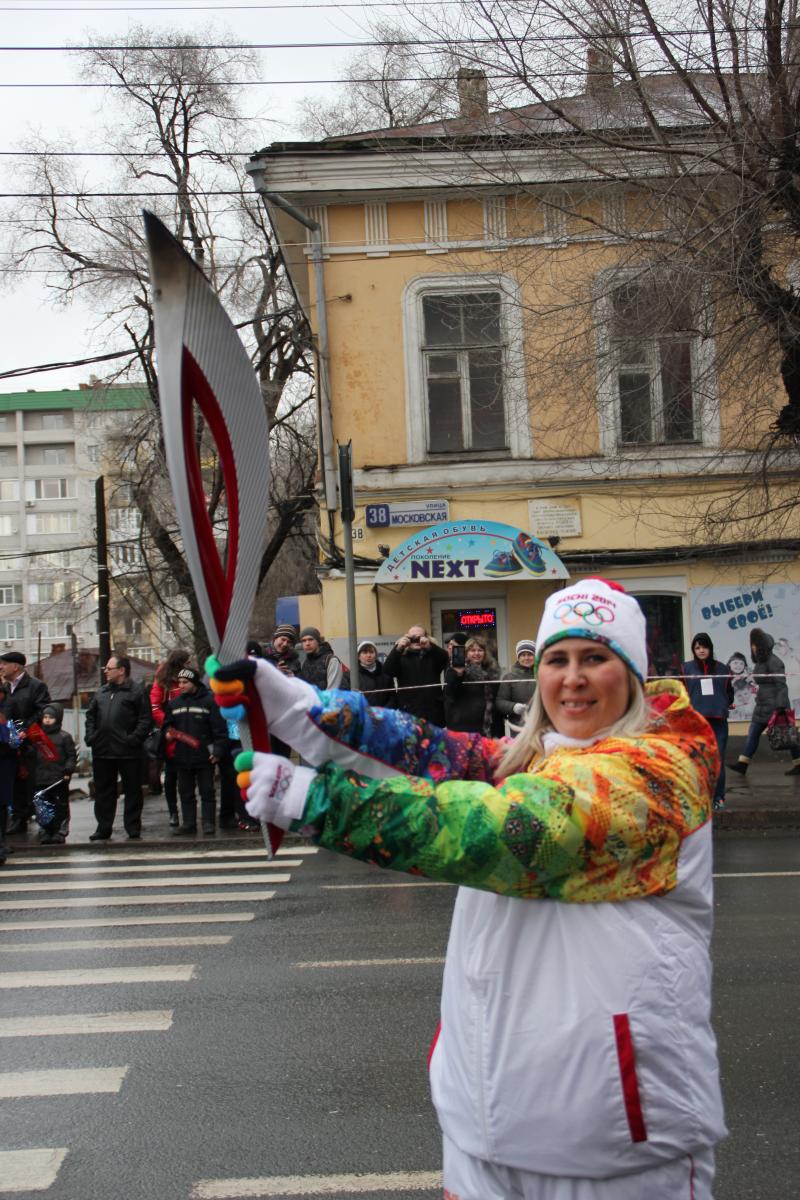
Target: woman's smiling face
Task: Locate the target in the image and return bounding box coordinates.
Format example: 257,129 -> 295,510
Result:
537,638 -> 632,740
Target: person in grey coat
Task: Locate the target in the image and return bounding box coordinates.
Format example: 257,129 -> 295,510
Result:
729,627 -> 800,776
495,639 -> 536,735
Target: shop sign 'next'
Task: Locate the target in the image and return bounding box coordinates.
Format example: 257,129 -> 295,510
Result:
374,521 -> 569,584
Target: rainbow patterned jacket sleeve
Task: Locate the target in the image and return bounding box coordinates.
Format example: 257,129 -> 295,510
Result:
294,680 -> 718,902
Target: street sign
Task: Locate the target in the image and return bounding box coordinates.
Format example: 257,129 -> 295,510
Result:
365,499 -> 449,528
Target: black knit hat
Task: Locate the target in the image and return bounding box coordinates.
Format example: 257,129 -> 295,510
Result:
178,667 -> 200,684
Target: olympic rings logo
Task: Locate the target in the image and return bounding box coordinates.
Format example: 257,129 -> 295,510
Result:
553,600 -> 615,627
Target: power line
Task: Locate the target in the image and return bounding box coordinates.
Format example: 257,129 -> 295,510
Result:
0,27 -> 767,50
1,1 -> 445,9
0,350 -> 137,380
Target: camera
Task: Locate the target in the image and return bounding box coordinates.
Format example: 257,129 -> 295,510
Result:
408,636 -> 421,645
451,644 -> 466,668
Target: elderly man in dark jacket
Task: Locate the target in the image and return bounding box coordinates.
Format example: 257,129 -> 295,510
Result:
84,654 -> 152,841
0,649 -> 51,845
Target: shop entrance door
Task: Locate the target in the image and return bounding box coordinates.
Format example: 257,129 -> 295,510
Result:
431,596 -> 509,668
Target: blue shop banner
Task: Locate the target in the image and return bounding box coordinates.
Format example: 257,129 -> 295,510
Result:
374,521 -> 569,584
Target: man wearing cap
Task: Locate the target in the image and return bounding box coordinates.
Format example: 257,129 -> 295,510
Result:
496,639 -> 537,736
162,667 -> 228,835
298,627 -> 344,690
84,655 -> 152,840
0,650 -> 51,844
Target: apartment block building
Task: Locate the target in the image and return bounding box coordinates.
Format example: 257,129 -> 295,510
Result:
0,384 -> 166,663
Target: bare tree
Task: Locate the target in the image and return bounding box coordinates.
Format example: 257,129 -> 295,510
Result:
297,21 -> 467,137
375,0 -> 800,543
1,26 -> 316,660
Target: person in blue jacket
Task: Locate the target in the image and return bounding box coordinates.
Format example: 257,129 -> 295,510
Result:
683,632 -> 733,808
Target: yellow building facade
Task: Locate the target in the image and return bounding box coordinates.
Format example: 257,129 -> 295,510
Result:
248,122 -> 800,726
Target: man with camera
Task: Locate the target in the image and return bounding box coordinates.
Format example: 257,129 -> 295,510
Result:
383,624 -> 449,725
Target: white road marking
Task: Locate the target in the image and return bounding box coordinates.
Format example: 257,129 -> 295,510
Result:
15,847 -> 317,866
0,873 -> 290,893
0,1148 -> 68,1192
0,891 -> 276,911
323,882 -> 448,890
0,964 -> 195,988
0,1010 -> 173,1037
192,1170 -> 442,1198
0,1066 -> 128,1098
713,870 -> 800,878
0,934 -> 231,952
2,861 -> 302,877
295,957 -> 445,969
0,912 -> 256,931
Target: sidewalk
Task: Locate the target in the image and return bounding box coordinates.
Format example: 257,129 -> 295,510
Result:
4,741 -> 800,855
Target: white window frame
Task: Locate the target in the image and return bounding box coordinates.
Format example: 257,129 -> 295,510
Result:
26,511 -> 79,535
0,480 -> 19,501
403,273 -> 531,464
0,619 -> 24,640
0,514 -> 15,536
24,445 -> 74,467
594,269 -> 719,456
0,584 -> 22,606
23,410 -> 74,431
26,477 -> 75,501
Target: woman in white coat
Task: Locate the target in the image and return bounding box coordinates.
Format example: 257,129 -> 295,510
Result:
211,579 -> 726,1199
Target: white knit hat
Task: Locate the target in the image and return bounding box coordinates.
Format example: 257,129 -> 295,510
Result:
535,578 -> 647,683
515,639 -> 536,657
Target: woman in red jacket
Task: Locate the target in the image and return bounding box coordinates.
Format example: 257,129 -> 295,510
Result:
150,648 -> 189,828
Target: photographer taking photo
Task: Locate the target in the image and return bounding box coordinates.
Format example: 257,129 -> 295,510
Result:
383,624 -> 449,725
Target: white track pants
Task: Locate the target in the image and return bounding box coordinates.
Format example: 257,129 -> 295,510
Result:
442,1135 -> 715,1200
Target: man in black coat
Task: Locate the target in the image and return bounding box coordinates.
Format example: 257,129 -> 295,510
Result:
383,625 -> 449,725
84,654 -> 152,840
0,650 -> 51,845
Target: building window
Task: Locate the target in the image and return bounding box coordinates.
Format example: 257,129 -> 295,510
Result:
26,511 -> 78,535
0,515 -> 15,537
111,542 -> 143,568
33,619 -> 71,639
0,480 -> 19,501
611,282 -> 697,445
30,581 -> 79,604
596,272 -> 718,454
0,620 -> 24,640
87,444 -> 100,463
0,448 -> 16,468
23,410 -> 74,431
24,444 -> 75,467
110,507 -> 141,536
0,413 -> 15,432
26,478 -> 75,501
404,274 -> 531,463
0,584 -> 22,606
36,550 -> 78,569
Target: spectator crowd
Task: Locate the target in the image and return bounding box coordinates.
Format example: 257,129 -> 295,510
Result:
1,613 -> 798,858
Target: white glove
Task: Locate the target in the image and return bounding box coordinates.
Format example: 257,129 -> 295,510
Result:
237,752 -> 316,830
513,702 -> 527,716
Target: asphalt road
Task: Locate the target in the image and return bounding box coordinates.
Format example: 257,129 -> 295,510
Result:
0,834 -> 798,1200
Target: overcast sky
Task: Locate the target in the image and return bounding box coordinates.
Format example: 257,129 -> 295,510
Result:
0,0 -> 379,395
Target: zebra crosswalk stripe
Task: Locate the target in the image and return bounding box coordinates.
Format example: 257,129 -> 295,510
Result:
0,912 -> 256,931
0,1148 -> 68,1193
0,964 -> 195,988
16,847 -> 317,866
0,872 -> 291,893
0,890 -> 277,910
0,1010 -> 173,1037
0,1066 -> 128,1098
0,934 -> 232,952
2,861 -> 302,878
191,1170 -> 443,1198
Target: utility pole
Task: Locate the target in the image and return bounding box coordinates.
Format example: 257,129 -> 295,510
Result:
69,626 -> 81,744
95,476 -> 111,681
338,442 -> 359,689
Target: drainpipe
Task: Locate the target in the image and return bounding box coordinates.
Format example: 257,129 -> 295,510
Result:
255,187 -> 338,513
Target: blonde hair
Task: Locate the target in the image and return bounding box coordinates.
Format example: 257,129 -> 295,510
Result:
497,669 -> 651,779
